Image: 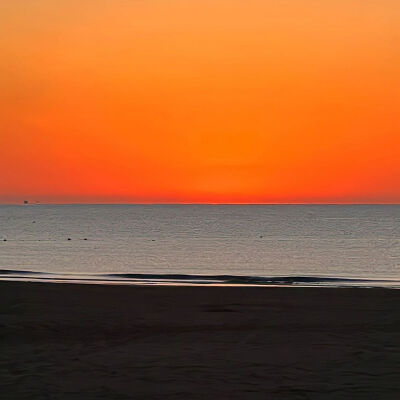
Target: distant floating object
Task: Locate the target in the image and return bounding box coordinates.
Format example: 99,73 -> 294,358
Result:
83,238 -> 88,240
32,221 -> 36,223
151,239 -> 156,241
67,238 -> 71,241
259,235 -> 264,238
3,239 -> 7,241
23,200 -> 28,205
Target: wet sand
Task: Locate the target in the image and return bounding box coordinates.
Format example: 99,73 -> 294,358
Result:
1,281 -> 400,399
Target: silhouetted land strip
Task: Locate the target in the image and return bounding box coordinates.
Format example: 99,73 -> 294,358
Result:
1,282 -> 400,399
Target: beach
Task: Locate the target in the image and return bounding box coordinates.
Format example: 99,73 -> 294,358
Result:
1,281 -> 400,399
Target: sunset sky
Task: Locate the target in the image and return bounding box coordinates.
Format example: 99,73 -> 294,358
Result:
1,0 -> 399,203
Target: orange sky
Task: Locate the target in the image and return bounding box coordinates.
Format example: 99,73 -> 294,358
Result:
1,0 -> 399,203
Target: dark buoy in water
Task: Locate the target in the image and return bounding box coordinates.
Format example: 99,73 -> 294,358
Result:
67,238 -> 71,241
83,238 -> 87,240
3,239 -> 6,241
151,239 -> 156,241
259,235 -> 263,238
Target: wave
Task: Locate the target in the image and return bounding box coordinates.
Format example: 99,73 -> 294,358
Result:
104,273 -> 378,285
0,268 -> 398,288
0,269 -> 45,275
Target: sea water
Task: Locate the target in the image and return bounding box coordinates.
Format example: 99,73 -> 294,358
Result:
0,205 -> 399,287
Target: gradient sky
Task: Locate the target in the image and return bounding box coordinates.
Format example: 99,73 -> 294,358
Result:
1,0 -> 399,203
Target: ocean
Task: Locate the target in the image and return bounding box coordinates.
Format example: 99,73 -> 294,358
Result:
0,204 -> 399,287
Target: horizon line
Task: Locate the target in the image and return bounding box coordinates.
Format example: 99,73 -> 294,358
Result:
1,202 -> 399,206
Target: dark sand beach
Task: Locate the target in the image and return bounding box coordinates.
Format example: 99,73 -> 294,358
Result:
1,282 -> 400,399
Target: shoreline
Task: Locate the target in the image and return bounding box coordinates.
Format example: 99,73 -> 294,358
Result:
1,278 -> 400,289
2,268 -> 400,289
2,281 -> 400,398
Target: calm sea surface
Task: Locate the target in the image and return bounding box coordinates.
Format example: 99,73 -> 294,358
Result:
0,205 -> 399,287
